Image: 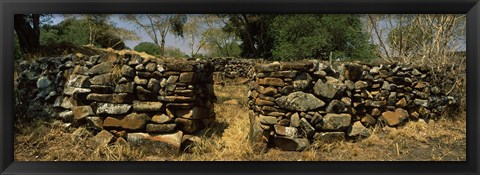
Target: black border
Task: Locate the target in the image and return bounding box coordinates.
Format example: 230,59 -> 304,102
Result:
1,0 -> 479,175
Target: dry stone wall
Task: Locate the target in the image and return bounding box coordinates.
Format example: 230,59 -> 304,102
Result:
247,61 -> 458,151
16,53 -> 215,155
207,57 -> 265,84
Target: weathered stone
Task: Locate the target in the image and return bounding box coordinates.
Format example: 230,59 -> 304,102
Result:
396,98 -> 407,108
255,98 -> 276,106
165,103 -> 195,109
354,81 -> 368,90
179,72 -> 195,83
60,96 -> 76,109
86,93 -> 132,103
275,92 -> 325,111
411,68 -> 422,76
326,100 -> 347,113
127,131 -> 183,156
414,99 -> 429,107
86,117 -> 103,131
114,82 -> 134,93
146,124 -> 177,133
255,62 -> 280,72
96,103 -> 132,115
313,132 -> 345,143
381,108 -> 409,127
63,86 -> 91,96
174,118 -> 204,133
348,121 -> 371,137
273,136 -> 309,151
121,65 -> 135,78
134,76 -> 148,85
89,85 -> 113,94
145,62 -> 157,72
89,62 -> 113,75
361,114 -> 377,126
158,96 -> 196,102
152,114 -> 173,124
274,125 -> 300,137
341,97 -> 352,107
300,118 -> 315,138
365,100 -> 387,108
72,106 -> 94,122
322,113 -> 351,131
257,77 -> 284,87
58,110 -> 73,121
93,130 -> 115,148
67,75 -> 90,88
135,64 -> 145,71
259,115 -> 277,125
73,65 -> 89,75
259,86 -> 277,96
103,113 -> 149,130
132,101 -> 163,112
174,89 -> 194,96
90,73 -> 116,86
136,86 -> 153,100
290,113 -> 300,127
313,77 -> 346,99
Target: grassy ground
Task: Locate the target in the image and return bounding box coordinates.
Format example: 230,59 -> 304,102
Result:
14,78 -> 466,161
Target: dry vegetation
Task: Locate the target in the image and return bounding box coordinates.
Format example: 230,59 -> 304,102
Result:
14,77 -> 466,161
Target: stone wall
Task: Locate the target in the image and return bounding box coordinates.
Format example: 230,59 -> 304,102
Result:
207,57 -> 265,84
247,61 -> 458,151
16,53 -> 215,155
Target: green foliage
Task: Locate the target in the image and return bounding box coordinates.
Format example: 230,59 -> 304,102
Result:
269,14 -> 375,61
40,17 -> 133,50
134,42 -> 160,56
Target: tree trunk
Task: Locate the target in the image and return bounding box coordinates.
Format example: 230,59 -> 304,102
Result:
14,14 -> 41,54
160,38 -> 165,57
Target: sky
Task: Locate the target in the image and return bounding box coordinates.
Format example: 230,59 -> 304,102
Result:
51,14 -> 193,54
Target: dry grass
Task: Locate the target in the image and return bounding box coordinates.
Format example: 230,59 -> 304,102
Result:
14,79 -> 466,161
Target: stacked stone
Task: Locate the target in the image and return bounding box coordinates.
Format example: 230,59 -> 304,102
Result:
17,52 -> 215,155
248,61 -> 457,151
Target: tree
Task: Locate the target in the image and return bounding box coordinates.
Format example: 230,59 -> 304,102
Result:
269,14 -> 375,61
164,46 -> 188,58
224,14 -> 276,58
134,42 -> 161,55
202,15 -> 241,57
124,14 -> 187,56
14,14 -> 41,53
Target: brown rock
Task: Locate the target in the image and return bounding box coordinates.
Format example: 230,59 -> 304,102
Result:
257,77 -> 284,87
396,98 -> 407,108
381,108 -> 409,127
158,96 -> 196,102
86,93 -> 132,103
151,114 -> 173,124
72,106 -> 94,122
174,118 -> 204,133
103,113 -> 150,131
255,62 -> 280,72
313,132 -> 345,143
179,72 -> 195,83
361,114 -> 376,126
223,99 -> 239,105
132,101 -> 163,112
127,131 -> 183,156
93,130 -> 115,148
274,125 -> 300,137
255,98 -> 276,106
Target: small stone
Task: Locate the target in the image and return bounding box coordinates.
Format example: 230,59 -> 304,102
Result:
96,103 -> 132,115
275,92 -> 325,112
414,99 -> 429,107
145,62 -> 157,72
121,65 -> 135,78
274,125 -> 300,137
179,72 -> 195,83
166,75 -> 179,84
89,62 -> 113,75
152,114 -> 173,124
259,115 -> 277,125
134,76 -> 148,85
313,132 -> 345,143
396,98 -> 407,108
300,118 -> 315,138
348,121 -> 371,137
93,130 -> 115,148
354,81 -> 368,90
86,117 -> 103,131
72,106 -> 94,122
290,113 -> 300,127
361,114 -> 376,126
114,82 -> 134,93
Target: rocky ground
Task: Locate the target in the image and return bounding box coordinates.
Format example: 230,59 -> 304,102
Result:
14,77 -> 466,161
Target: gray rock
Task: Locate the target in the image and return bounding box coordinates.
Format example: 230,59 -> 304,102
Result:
96,103 -> 132,115
313,132 -> 345,143
151,114 -> 173,124
86,117 -> 103,131
259,115 -> 277,125
326,100 -> 347,113
273,136 -> 310,151
414,99 -> 429,107
89,62 -> 113,75
274,125 -> 300,137
146,124 -> 177,133
322,113 -> 351,131
90,73 -> 116,86
93,130 -> 115,148
121,65 -> 135,78
275,92 -> 325,111
37,76 -> 52,89
58,110 -> 73,121
72,106 -> 95,122
300,118 -> 315,138
114,82 -> 134,93
313,77 -> 346,99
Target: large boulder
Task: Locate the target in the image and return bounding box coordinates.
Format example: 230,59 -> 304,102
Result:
275,92 -> 325,112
